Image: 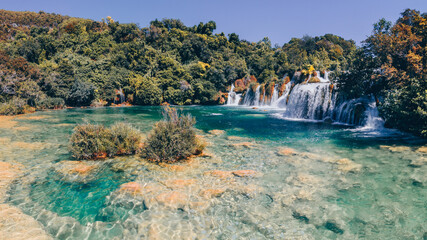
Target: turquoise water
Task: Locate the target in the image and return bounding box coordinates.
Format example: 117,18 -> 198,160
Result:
1,106 -> 426,239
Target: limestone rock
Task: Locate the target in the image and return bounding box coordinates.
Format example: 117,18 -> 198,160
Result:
231,142 -> 257,149
0,204 -> 52,240
163,179 -> 197,189
388,146 -> 411,152
0,162 -> 23,202
204,170 -> 233,179
199,189 -> 225,199
410,157 -> 427,167
416,146 -> 427,154
155,191 -> 188,208
336,158 -> 362,173
277,147 -> 297,156
208,129 -> 225,136
232,170 -> 262,177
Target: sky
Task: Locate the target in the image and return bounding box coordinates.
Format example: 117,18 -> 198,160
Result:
1,0 -> 426,46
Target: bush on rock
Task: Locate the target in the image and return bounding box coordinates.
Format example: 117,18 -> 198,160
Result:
142,106 -> 205,163
69,122 -> 143,159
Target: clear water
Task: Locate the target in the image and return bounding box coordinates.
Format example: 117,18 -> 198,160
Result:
1,106 -> 426,239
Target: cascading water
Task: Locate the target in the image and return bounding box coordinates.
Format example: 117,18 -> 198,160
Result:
225,70 -> 385,128
226,84 -> 241,106
253,86 -> 261,106
283,83 -> 333,120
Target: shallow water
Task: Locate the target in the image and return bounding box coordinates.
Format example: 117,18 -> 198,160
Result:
0,106 -> 426,239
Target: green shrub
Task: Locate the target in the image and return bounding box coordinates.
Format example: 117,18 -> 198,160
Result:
142,106 -> 205,163
110,122 -> 144,155
36,97 -> 65,110
0,98 -> 34,115
69,122 -> 144,159
66,80 -> 95,106
69,123 -> 113,159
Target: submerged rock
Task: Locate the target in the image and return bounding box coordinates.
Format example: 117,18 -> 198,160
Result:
277,147 -> 297,156
155,191 -> 188,209
199,189 -> 225,199
379,144 -> 412,152
163,179 -> 197,189
336,158 -> 362,173
208,129 -> 225,136
226,136 -> 248,141
230,142 -> 257,149
54,161 -> 99,183
232,170 -> 262,177
204,170 -> 233,179
409,157 -> 427,167
0,162 -> 24,202
0,204 -> 52,240
416,146 -> 427,154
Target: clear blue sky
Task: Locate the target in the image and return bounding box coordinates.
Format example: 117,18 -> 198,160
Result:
2,0 -> 426,46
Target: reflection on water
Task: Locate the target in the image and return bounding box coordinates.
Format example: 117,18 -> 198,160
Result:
0,106 -> 426,239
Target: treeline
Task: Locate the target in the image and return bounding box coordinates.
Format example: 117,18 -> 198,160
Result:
0,9 -> 425,136
0,9 -> 354,108
337,9 -> 426,136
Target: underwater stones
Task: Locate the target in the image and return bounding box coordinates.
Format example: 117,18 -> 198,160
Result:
232,170 -> 262,177
226,136 -> 247,141
11,141 -> 47,150
155,191 -> 188,208
381,145 -> 411,152
13,126 -> 32,131
336,158 -> 362,173
163,179 -> 197,189
158,163 -> 187,172
119,182 -> 144,195
54,161 -> 99,184
0,162 -> 23,202
56,161 -> 97,176
208,129 -> 225,136
199,189 -> 225,199
17,115 -> 49,120
416,146 -> 427,154
119,182 -> 163,197
409,157 -> 427,167
277,147 -> 297,156
204,170 -> 233,179
389,146 -> 411,152
292,173 -> 322,187
0,137 -> 10,144
0,116 -> 18,128
230,142 -> 257,149
0,204 -> 52,240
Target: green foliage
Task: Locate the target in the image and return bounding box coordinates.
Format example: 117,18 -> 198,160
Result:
379,78 -> 427,137
69,123 -> 114,159
66,80 -> 95,106
36,97 -> 65,110
110,122 -> 144,155
0,9 -> 356,110
69,122 -> 143,159
142,106 -> 203,163
0,97 -> 33,115
341,9 -> 427,136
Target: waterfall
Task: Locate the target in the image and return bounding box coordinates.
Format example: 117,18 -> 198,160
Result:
226,84 -> 242,106
115,88 -> 125,104
284,83 -> 333,120
253,86 -> 261,106
271,85 -> 279,104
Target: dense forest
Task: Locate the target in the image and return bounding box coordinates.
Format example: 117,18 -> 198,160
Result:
0,9 -> 425,136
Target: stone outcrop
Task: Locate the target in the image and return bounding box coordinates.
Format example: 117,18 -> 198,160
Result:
0,162 -> 23,202
277,147 -> 297,156
0,204 -> 52,240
